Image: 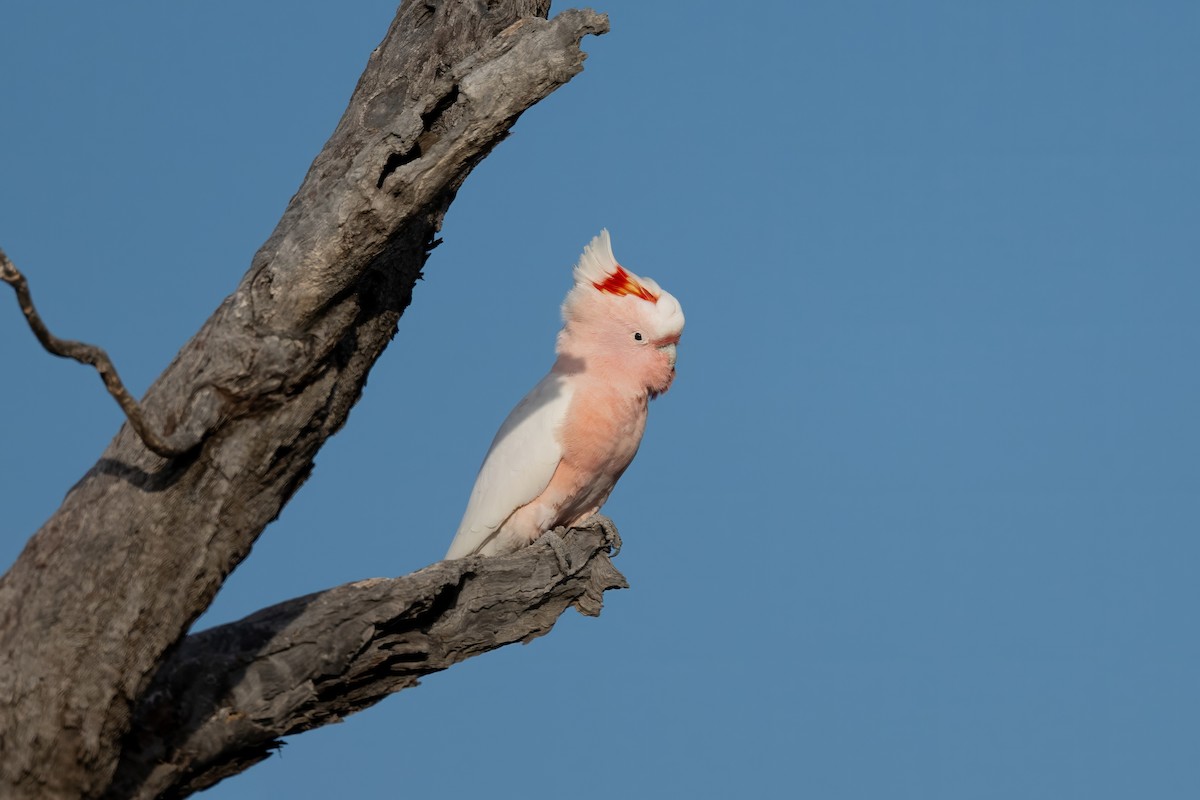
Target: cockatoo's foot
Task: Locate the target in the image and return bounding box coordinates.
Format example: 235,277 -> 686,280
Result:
584,513 -> 622,558
538,528 -> 573,574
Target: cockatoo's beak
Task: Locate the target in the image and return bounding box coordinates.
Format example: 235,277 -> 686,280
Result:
658,342 -> 677,368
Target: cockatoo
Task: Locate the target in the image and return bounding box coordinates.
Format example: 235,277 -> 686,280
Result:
445,230 -> 684,559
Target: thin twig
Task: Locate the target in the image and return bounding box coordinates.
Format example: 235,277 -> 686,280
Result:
1,247 -> 191,457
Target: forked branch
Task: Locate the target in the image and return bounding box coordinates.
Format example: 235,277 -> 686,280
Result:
0,4 -> 611,798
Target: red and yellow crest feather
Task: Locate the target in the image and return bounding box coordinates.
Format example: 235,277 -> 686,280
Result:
573,229 -> 659,303
592,264 -> 659,302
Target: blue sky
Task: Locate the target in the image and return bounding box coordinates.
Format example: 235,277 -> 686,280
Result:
2,1 -> 1198,798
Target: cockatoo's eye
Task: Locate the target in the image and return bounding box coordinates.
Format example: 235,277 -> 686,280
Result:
633,332 -> 644,342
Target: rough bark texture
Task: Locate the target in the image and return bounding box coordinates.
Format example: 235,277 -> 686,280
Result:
0,3 -> 611,798
107,524 -> 626,800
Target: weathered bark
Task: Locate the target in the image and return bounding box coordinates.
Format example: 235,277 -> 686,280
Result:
106,524 -> 626,800
0,2 -> 611,798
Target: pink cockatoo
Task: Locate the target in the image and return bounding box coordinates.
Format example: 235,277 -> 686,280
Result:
445,230 -> 684,559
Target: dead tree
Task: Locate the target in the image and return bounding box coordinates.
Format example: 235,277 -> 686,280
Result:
0,3 -> 623,798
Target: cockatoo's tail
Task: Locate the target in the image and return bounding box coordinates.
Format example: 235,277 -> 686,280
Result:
445,230 -> 684,560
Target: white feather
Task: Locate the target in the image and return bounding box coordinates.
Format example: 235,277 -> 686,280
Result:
573,228 -> 619,287
444,373 -> 575,559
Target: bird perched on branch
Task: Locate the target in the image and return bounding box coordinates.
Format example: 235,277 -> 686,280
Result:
445,230 -> 684,559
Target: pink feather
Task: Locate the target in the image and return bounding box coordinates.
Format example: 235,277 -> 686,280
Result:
446,230 -> 684,559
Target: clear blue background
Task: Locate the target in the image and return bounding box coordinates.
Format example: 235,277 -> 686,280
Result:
2,2 -> 1198,798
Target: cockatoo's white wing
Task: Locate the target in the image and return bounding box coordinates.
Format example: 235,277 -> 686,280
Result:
445,372 -> 574,559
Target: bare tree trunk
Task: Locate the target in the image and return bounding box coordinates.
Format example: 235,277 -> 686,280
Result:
0,3 -> 612,798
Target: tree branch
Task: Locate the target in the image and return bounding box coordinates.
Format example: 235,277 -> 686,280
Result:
0,248 -> 195,457
0,3 -> 610,798
107,523 -> 627,800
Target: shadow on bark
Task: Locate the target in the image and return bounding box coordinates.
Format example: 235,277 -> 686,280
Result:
106,522 -> 627,800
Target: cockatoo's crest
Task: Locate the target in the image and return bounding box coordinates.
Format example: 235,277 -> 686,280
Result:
563,229 -> 685,345
573,229 -> 659,302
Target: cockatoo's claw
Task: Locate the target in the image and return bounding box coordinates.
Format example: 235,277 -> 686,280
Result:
540,529 -> 573,574
586,513 -> 622,558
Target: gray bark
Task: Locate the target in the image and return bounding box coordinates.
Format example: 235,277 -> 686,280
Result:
0,3 -> 613,798
107,524 -> 626,800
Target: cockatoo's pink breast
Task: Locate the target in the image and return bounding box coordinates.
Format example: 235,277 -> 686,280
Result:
547,376 -> 649,527
447,374 -> 648,558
